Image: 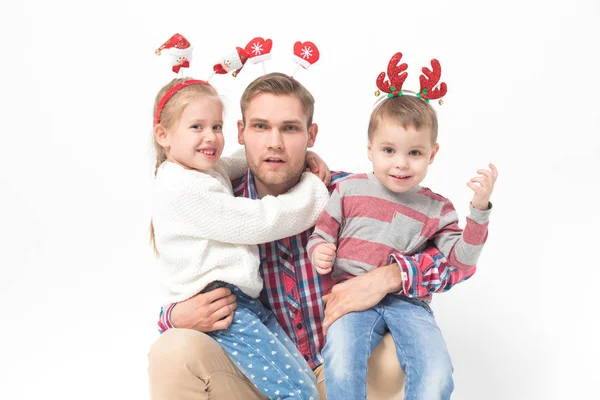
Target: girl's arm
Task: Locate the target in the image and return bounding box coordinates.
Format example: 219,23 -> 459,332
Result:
155,171 -> 329,245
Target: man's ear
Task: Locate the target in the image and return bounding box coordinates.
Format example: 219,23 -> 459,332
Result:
237,120 -> 245,145
368,141 -> 373,161
307,123 -> 318,148
429,143 -> 440,165
154,124 -> 170,149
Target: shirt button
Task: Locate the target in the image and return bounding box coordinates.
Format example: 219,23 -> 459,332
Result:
296,323 -> 303,330
304,355 -> 309,361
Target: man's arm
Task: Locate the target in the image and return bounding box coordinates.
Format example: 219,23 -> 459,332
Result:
157,288 -> 238,333
389,245 -> 476,299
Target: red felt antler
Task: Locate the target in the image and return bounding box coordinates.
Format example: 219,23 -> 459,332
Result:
419,59 -> 447,101
376,52 -> 408,95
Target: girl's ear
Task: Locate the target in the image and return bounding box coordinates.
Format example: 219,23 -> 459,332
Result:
155,124 -> 170,149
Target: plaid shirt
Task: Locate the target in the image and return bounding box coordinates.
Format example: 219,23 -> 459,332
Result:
157,170 -> 474,369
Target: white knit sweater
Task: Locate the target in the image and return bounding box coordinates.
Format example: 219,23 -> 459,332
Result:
152,155 -> 330,306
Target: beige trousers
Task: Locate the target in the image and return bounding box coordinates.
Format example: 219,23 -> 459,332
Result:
148,328 -> 405,399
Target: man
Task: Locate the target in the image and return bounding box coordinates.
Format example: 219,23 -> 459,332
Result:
148,73 -> 469,399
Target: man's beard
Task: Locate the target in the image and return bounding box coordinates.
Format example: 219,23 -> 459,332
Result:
247,156 -> 303,189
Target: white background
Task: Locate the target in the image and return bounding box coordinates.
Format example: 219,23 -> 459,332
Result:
1,0 -> 599,399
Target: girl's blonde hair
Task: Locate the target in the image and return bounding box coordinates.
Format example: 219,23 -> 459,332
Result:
149,78 -> 223,256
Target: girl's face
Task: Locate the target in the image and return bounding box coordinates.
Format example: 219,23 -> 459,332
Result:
163,96 -> 224,171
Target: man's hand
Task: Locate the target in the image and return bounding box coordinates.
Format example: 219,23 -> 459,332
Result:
306,150 -> 332,186
313,243 -> 336,274
170,287 -> 237,332
322,263 -> 402,334
468,163 -> 498,210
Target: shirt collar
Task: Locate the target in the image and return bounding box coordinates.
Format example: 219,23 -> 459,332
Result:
244,169 -> 260,200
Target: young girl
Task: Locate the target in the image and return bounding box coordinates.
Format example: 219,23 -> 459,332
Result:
151,77 -> 326,399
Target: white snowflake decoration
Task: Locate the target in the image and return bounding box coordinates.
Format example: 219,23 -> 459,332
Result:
301,46 -> 313,59
251,42 -> 263,55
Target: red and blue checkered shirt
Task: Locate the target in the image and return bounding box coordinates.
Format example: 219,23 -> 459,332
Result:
157,170 -> 475,369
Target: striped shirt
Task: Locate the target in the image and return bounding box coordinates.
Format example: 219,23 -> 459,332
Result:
307,172 -> 491,300
157,170 -> 477,368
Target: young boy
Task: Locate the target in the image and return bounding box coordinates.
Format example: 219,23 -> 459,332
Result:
307,89 -> 498,399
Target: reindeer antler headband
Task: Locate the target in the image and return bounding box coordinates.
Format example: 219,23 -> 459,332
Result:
375,52 -> 447,105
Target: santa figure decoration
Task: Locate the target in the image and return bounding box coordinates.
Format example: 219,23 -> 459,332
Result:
213,47 -> 250,77
155,33 -> 193,74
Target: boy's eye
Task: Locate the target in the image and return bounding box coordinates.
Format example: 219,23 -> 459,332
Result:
213,124 -> 223,131
383,147 -> 395,154
409,150 -> 422,156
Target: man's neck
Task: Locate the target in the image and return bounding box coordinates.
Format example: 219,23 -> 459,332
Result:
253,174 -> 302,198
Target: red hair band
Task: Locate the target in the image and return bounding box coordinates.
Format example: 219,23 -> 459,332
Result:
154,79 -> 211,126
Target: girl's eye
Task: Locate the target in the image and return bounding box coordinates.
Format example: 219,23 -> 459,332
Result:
191,124 -> 202,130
383,147 -> 394,154
409,150 -> 422,156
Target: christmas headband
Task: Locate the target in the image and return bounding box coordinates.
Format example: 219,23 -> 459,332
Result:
217,37 -> 321,78
153,34 -> 322,125
375,52 -> 447,105
154,79 -> 211,126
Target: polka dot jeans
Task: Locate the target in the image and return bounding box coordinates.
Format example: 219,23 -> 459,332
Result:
208,285 -> 319,400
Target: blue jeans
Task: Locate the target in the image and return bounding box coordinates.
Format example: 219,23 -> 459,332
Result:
322,295 -> 454,400
208,285 -> 319,400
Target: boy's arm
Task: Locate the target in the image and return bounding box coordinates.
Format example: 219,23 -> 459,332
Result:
307,185 -> 344,265
388,200 -> 491,297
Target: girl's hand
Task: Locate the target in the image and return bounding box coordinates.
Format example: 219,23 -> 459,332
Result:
306,150 -> 331,186
468,163 -> 498,210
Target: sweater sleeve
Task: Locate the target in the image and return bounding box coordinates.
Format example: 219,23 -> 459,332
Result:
432,201 -> 491,270
158,171 -> 330,245
387,200 -> 490,298
217,148 -> 248,181
307,185 -> 343,265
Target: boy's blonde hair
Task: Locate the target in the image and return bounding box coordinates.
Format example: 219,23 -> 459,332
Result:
150,78 -> 223,255
368,95 -> 438,143
240,72 -> 315,127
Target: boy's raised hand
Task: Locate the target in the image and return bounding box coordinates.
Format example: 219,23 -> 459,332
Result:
313,243 -> 337,274
468,163 -> 498,210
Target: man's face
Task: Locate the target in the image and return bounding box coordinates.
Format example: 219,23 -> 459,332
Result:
237,93 -> 318,194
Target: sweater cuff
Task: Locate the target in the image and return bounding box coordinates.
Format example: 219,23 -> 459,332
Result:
468,202 -> 492,224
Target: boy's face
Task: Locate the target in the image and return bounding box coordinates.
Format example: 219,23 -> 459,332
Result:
237,93 -> 318,195
368,120 -> 439,193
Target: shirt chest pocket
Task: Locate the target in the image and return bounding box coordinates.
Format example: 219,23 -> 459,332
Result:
386,212 -> 425,254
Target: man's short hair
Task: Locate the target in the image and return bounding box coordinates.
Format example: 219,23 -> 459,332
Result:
240,72 -> 315,127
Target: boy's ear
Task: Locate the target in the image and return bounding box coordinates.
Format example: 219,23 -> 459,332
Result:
368,141 -> 373,161
154,124 -> 170,149
307,123 -> 318,148
429,143 -> 440,164
237,120 -> 245,145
